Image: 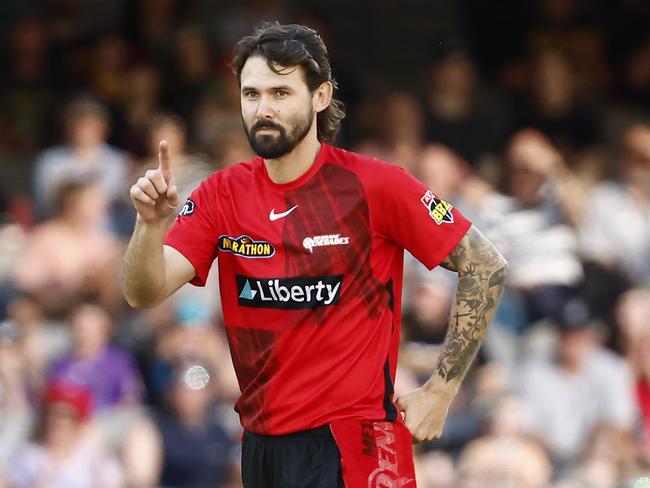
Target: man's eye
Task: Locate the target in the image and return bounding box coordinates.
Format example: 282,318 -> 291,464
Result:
276,90 -> 288,97
245,91 -> 258,99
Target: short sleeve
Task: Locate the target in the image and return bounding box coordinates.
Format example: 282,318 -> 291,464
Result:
164,176 -> 220,286
373,165 -> 471,269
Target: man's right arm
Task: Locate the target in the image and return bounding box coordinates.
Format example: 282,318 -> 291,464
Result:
122,141 -> 194,308
122,219 -> 196,308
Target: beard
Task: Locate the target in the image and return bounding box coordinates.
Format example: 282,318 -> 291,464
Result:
244,106 -> 314,159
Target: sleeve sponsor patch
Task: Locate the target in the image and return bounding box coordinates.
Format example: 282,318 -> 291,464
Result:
420,189 -> 454,224
179,199 -> 195,217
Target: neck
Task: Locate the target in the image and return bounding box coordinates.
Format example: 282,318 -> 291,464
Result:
628,181 -> 650,203
264,131 -> 321,185
73,143 -> 100,161
58,214 -> 92,232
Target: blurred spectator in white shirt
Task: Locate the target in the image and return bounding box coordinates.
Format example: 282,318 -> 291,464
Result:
480,129 -> 586,325
32,96 -> 130,220
517,298 -> 637,467
579,124 -> 650,287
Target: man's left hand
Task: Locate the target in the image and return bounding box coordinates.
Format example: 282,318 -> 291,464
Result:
395,384 -> 455,443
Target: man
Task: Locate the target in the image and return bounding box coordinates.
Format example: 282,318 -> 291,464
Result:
122,22 -> 507,487
32,96 -> 130,218
579,123 -> 650,287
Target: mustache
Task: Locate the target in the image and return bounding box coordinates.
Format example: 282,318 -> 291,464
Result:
252,121 -> 285,133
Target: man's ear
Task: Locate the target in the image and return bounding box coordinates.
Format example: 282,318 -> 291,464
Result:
313,81 -> 333,113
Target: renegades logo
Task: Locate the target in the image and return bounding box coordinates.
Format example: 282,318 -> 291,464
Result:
366,423 -> 414,488
218,235 -> 275,258
420,189 -> 454,225
179,199 -> 195,216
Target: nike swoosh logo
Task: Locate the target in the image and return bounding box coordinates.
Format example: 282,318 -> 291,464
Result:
269,205 -> 298,221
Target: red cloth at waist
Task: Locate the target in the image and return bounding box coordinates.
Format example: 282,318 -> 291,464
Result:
329,418 -> 416,487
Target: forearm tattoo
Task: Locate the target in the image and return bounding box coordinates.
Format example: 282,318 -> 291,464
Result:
436,226 -> 507,383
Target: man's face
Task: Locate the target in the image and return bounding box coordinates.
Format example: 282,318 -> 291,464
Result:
239,55 -> 315,159
66,115 -> 107,147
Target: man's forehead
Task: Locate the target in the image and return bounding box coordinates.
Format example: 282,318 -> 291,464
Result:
240,55 -> 305,88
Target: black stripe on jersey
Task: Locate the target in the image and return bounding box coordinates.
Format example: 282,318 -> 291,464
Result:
382,359 -> 398,421
386,279 -> 394,313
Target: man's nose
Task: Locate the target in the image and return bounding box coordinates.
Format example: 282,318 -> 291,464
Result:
256,95 -> 275,120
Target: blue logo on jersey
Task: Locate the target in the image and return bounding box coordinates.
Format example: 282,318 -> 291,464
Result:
239,280 -> 257,300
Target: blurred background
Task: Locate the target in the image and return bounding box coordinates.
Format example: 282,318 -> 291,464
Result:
0,0 -> 649,487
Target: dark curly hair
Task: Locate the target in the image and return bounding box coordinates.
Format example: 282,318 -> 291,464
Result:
231,22 -> 345,144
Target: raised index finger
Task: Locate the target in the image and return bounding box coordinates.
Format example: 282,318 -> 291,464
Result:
158,140 -> 172,182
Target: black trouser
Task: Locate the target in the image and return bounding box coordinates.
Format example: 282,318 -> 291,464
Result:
241,425 -> 344,488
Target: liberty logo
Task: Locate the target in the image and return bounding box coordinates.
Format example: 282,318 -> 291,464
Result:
239,280 -> 258,300
237,275 -> 343,309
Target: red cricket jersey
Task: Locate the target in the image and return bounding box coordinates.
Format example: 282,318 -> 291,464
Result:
164,144 -> 471,435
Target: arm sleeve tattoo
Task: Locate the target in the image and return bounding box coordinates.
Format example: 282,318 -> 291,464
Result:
435,225 -> 508,383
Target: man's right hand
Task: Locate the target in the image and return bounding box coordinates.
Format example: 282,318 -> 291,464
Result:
130,140 -> 180,223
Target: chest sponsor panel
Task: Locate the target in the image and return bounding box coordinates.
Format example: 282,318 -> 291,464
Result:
236,274 -> 343,309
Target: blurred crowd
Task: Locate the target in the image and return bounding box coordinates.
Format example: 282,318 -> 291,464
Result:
0,0 -> 649,487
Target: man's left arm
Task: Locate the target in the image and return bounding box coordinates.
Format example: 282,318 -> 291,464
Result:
396,224 -> 508,442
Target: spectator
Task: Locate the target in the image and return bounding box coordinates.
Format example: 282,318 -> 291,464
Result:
1,17 -> 56,151
423,41 -> 511,167
482,129 -> 585,326
154,362 -> 237,488
48,302 -> 142,412
0,192 -> 27,314
193,95 -> 253,169
456,435 -> 552,488
616,288 -> 650,466
414,450 -> 456,488
117,63 -> 163,157
6,295 -> 71,392
414,144 -> 495,220
13,180 -> 122,316
579,124 -> 650,288
7,380 -> 124,488
137,113 -> 215,203
32,96 -> 130,218
91,35 -> 130,108
147,307 -> 238,415
0,320 -> 34,473
516,298 -> 637,467
354,90 -> 425,172
519,49 -> 601,154
165,27 -> 218,124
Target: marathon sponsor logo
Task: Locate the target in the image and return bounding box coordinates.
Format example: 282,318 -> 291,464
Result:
302,234 -> 350,253
237,274 -> 343,309
420,189 -> 454,225
218,235 -> 275,258
179,199 -> 195,216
